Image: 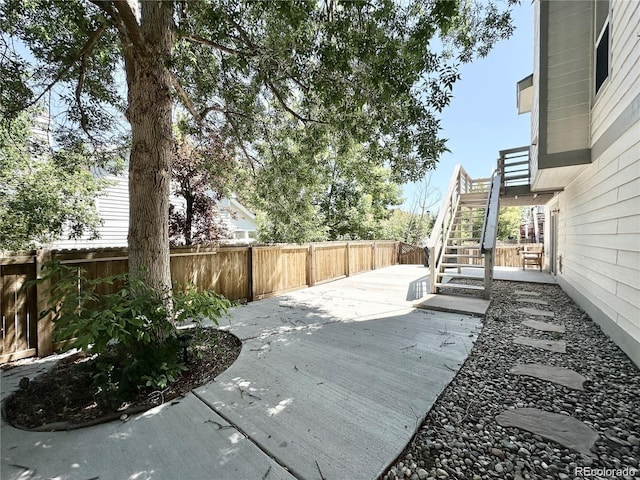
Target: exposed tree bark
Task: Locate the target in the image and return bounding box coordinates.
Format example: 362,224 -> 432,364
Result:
123,2 -> 174,302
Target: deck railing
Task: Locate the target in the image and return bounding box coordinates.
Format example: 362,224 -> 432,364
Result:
498,146 -> 531,193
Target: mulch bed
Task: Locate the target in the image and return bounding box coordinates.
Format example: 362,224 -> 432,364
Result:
2,327 -> 241,431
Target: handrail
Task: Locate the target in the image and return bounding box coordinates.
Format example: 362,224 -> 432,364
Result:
427,164 -> 473,294
481,169 -> 501,253
426,165 -> 473,249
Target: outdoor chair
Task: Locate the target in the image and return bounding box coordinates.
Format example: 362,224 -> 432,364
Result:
520,245 -> 544,271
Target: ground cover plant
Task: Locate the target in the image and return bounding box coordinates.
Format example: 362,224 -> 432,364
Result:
3,262 -> 240,430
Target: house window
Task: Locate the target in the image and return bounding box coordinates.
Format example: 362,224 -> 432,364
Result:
594,0 -> 610,94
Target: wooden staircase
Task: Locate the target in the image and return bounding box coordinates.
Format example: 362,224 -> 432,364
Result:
434,195 -> 488,293
427,166 -> 501,300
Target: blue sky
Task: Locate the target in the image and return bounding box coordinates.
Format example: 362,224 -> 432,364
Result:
401,1 -> 534,209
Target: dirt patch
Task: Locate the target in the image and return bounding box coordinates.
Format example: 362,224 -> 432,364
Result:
3,327 -> 241,430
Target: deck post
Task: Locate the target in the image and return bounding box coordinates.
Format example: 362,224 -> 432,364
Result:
483,250 -> 493,300
35,250 -> 54,357
429,246 -> 437,294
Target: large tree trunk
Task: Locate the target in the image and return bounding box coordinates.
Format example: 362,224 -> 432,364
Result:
125,2 -> 174,304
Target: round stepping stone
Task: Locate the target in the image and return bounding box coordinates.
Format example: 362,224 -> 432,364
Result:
495,408 -> 598,457
522,319 -> 565,333
514,290 -> 541,296
513,336 -> 566,353
516,298 -> 549,305
518,307 -> 554,317
509,364 -> 586,390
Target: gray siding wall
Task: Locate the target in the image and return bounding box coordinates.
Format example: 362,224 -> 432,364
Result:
530,0 -> 541,180
546,0 -> 640,367
545,1 -> 592,155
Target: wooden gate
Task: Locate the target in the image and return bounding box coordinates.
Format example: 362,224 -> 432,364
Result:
1,263 -> 38,363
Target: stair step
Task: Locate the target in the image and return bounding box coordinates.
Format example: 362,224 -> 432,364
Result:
448,237 -> 481,241
435,282 -> 485,291
443,254 -> 483,259
441,263 -> 484,268
437,272 -> 484,279
446,244 -> 481,249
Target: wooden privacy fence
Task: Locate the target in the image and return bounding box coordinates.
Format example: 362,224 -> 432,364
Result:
0,240 -> 414,363
398,243 -> 426,265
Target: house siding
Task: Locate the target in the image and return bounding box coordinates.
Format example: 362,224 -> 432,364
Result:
50,174 -> 257,249
544,0 -> 640,366
50,174 -> 129,249
591,0 -> 640,140
543,0 -> 592,157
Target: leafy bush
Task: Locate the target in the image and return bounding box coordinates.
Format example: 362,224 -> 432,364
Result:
38,262 -> 233,405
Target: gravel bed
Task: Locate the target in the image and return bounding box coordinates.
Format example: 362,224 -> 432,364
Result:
382,280 -> 640,480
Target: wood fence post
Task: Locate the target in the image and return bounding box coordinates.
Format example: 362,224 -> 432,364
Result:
345,242 -> 351,276
372,242 -> 377,270
307,244 -> 316,287
250,246 -> 258,302
35,250 -> 54,357
248,246 -> 254,302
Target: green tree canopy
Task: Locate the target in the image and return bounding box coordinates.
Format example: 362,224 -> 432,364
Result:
497,206 -> 525,241
0,0 -> 516,301
252,126 -> 402,243
0,110 -> 107,250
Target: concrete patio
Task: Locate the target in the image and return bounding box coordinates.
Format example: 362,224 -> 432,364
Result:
2,265 -> 481,480
1,265 -> 562,480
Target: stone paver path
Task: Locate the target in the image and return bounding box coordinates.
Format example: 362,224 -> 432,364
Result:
498,288 -> 599,458
514,290 -> 541,296
496,409 -> 599,457
513,336 -> 566,353
515,297 -> 549,305
518,307 -> 554,317
509,364 -> 586,390
522,319 -> 565,333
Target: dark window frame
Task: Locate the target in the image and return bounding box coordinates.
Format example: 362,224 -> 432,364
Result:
594,1 -> 611,95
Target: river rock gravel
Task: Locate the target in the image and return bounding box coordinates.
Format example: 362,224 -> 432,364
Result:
381,280 -> 640,480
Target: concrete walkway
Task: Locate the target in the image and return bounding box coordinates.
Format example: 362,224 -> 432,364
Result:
1,265 -> 480,480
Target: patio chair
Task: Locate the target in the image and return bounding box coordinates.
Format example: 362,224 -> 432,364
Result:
520,245 -> 544,271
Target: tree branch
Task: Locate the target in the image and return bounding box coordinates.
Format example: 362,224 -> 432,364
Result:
9,22 -> 108,115
75,24 -> 107,133
111,0 -> 145,51
265,80 -> 324,124
179,33 -> 247,56
225,113 -> 258,174
200,104 -> 248,119
226,17 -> 260,54
169,72 -> 205,124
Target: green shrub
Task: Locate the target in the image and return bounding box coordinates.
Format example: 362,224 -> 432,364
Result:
38,262 -> 233,404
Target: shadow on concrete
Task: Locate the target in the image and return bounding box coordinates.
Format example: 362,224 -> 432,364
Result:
196,294 -> 480,480
406,275 -> 430,301
1,266 -> 478,480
